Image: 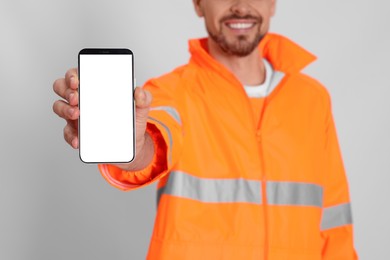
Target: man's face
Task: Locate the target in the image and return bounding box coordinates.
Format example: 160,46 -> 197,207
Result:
194,0 -> 276,57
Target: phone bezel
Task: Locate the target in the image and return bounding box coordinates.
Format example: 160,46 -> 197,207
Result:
78,48 -> 135,164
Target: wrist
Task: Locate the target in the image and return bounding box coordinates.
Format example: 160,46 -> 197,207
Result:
112,133 -> 155,171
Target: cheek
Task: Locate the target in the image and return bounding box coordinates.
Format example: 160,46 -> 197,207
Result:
261,14 -> 272,29
203,11 -> 224,31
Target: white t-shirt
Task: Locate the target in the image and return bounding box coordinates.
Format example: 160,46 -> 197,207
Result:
243,59 -> 273,98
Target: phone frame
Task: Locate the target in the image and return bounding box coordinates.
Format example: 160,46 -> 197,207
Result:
78,48 -> 135,164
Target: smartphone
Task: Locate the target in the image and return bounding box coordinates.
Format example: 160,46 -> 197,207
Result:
78,48 -> 135,163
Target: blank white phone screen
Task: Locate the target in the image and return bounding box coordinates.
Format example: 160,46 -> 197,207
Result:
79,52 -> 134,163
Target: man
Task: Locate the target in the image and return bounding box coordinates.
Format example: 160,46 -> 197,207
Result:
53,0 -> 358,259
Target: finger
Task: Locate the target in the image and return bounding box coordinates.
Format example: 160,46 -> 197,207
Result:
53,78 -> 68,100
53,78 -> 79,105
134,87 -> 152,108
53,100 -> 79,120
144,89 -> 152,106
135,92 -> 152,130
64,123 -> 79,149
67,90 -> 78,106
65,68 -> 79,90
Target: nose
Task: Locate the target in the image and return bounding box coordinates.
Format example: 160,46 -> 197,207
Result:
230,0 -> 252,16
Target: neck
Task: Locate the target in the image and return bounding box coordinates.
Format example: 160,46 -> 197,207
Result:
207,38 -> 265,86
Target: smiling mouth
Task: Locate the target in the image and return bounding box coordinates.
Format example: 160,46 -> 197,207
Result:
226,22 -> 256,29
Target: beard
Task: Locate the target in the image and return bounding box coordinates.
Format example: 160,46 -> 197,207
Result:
207,14 -> 266,57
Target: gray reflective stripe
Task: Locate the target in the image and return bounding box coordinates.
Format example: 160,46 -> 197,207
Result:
267,182 -> 323,207
150,106 -> 182,125
156,172 -> 324,208
266,70 -> 285,97
161,171 -> 262,204
321,203 -> 353,231
148,116 -> 172,165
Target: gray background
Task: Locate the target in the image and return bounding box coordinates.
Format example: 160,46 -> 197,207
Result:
1,0 -> 388,259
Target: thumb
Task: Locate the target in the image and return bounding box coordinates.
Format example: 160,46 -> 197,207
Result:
135,87 -> 152,109
134,87 -> 152,130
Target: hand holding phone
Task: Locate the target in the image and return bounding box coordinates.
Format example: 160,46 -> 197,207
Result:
53,52 -> 154,168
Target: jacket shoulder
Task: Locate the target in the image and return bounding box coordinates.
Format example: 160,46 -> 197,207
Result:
287,72 -> 332,110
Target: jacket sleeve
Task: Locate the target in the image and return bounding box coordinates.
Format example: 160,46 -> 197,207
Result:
98,77 -> 184,191
320,98 -> 358,259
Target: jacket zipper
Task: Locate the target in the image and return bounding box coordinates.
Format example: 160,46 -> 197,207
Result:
233,78 -> 270,260
258,96 -> 269,260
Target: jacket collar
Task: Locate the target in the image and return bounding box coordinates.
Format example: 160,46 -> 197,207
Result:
189,33 -> 316,75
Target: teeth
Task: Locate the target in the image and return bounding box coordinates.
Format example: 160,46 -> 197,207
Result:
228,23 -> 254,29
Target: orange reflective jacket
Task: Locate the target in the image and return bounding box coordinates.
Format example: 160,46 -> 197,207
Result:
99,33 -> 358,259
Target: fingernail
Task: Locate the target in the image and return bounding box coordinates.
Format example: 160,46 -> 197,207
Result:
69,93 -> 74,102
70,77 -> 75,87
139,90 -> 146,103
69,108 -> 74,116
72,138 -> 78,149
